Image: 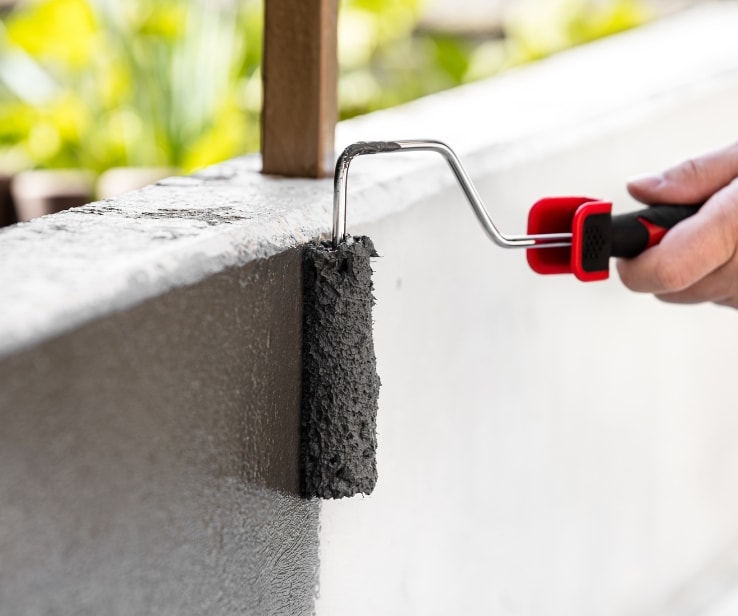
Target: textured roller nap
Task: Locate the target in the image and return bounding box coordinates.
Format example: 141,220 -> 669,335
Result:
301,236 -> 380,499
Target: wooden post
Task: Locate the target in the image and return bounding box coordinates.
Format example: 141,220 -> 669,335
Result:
262,0 -> 338,178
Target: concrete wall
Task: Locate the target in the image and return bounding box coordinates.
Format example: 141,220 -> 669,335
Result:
0,251 -> 320,615
2,4 -> 738,615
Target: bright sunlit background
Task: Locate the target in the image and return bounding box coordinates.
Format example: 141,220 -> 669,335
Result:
0,0 -> 680,207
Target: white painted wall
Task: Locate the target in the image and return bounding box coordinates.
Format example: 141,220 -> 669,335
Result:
319,5 -> 738,615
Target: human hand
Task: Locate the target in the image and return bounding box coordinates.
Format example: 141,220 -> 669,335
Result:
616,142 -> 738,308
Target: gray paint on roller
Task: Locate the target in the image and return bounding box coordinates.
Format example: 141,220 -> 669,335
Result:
0,250 -> 320,615
301,236 -> 380,499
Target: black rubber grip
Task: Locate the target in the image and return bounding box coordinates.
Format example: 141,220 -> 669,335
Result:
611,204 -> 702,258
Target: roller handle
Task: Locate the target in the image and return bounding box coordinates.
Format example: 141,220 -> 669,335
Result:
611,204 -> 703,258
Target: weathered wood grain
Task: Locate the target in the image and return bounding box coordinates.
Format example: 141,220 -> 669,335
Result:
262,0 -> 339,178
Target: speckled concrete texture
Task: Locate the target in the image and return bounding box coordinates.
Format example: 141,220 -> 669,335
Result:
301,237 -> 380,499
0,251 -> 319,615
0,161 -> 335,359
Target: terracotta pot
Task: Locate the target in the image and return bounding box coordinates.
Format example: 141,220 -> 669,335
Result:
96,167 -> 178,199
0,173 -> 17,227
11,170 -> 94,222
0,0 -> 19,16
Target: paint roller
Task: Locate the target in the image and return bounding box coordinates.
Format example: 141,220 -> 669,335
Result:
301,139 -> 702,499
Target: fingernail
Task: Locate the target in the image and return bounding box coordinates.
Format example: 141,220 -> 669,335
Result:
627,173 -> 664,190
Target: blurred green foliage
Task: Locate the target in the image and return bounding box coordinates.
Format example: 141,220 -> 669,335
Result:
0,0 -> 262,173
0,0 -> 649,175
338,0 -> 649,117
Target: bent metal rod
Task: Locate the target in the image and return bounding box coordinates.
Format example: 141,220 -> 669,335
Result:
332,139 -> 573,250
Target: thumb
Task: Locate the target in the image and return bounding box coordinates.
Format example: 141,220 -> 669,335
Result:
628,141 -> 738,205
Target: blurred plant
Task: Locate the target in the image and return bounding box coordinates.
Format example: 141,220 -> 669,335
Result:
338,0 -> 429,117
338,0 -> 650,117
89,0 -> 262,172
0,0 -> 649,176
504,0 -> 650,62
0,0 -> 261,174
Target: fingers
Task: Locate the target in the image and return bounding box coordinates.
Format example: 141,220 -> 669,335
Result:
616,178 -> 738,296
654,278 -> 738,309
652,260 -> 738,306
628,141 -> 738,205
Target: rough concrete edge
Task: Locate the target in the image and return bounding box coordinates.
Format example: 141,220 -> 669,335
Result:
1,2 -> 737,358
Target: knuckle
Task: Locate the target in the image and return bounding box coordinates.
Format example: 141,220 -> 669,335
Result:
719,213 -> 738,259
683,157 -> 702,179
665,157 -> 706,194
667,158 -> 705,182
653,261 -> 689,293
712,193 -> 738,259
